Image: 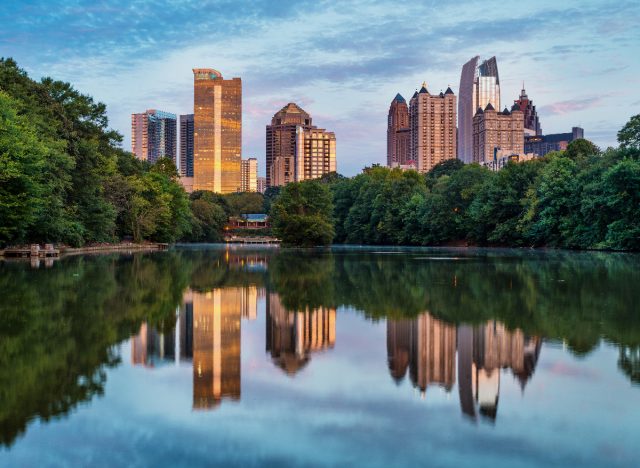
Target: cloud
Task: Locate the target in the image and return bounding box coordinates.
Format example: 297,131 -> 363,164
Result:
540,97 -> 605,116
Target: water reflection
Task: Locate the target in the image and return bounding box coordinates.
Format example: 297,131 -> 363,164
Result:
1,247 -> 640,453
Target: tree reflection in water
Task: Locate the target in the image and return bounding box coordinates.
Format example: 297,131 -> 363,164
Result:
1,247 -> 639,446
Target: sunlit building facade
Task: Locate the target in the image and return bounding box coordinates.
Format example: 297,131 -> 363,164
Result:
266,103 -> 336,187
458,56 -> 501,163
240,158 -> 258,192
409,84 -> 457,173
193,68 -> 242,193
472,103 -> 524,164
131,109 -> 177,164
387,94 -> 411,167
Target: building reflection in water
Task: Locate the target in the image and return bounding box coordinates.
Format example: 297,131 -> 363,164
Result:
266,293 -> 336,375
131,286 -> 260,411
388,314 -> 541,421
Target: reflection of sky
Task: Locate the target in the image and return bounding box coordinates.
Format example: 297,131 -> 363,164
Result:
1,0 -> 638,176
3,298 -> 639,466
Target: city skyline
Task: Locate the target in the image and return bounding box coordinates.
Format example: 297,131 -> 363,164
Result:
2,0 -> 637,177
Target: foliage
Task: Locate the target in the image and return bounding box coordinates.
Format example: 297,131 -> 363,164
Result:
225,191 -> 265,216
269,180 -> 334,246
617,114 -> 640,149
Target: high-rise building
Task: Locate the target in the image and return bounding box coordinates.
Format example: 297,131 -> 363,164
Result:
193,68 -> 241,193
513,85 -> 541,136
257,176 -> 267,194
525,127 -> 584,157
458,56 -> 501,163
131,109 -> 177,164
266,103 -> 336,187
179,114 -> 194,177
472,103 -> 524,164
409,83 -> 457,173
387,94 -> 411,167
240,158 -> 258,192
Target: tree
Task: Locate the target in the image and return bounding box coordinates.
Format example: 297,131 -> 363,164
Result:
617,114 -> 640,150
564,138 -> 599,161
270,181 -> 334,246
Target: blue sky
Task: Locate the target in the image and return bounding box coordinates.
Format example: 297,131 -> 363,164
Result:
1,0 -> 639,176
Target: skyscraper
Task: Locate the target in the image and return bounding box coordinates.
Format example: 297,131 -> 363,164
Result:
387,94 -> 411,167
472,103 -> 524,164
193,68 -> 241,193
266,103 -> 336,187
131,109 -> 177,164
256,176 -> 267,194
458,56 -> 501,163
240,158 -> 258,192
409,83 -> 457,173
179,114 -> 194,177
513,85 -> 541,136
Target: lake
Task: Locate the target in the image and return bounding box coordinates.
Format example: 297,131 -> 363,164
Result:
1,246 -> 639,467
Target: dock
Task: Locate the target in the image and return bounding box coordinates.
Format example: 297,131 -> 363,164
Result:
225,236 -> 281,245
1,244 -> 60,258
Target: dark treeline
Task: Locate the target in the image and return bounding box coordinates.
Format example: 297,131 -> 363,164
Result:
271,116 -> 640,250
0,59 -> 264,247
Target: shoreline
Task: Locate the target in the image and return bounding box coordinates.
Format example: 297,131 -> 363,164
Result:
1,242 -> 169,260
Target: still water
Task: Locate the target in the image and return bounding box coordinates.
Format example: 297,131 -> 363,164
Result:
1,246 -> 639,467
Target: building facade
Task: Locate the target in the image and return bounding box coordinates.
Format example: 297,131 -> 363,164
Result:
193,68 -> 242,193
179,114 -> 194,177
513,85 -> 541,136
256,176 -> 267,194
525,127 -> 584,157
472,104 -> 524,164
409,84 -> 457,173
387,94 -> 411,167
458,56 -> 501,163
266,103 -> 336,187
240,158 -> 258,192
131,109 -> 177,164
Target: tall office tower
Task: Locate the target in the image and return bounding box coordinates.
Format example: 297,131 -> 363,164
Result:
266,103 -> 336,187
458,56 -> 501,163
131,109 -> 177,164
256,176 -> 267,194
240,158 -> 258,192
513,85 -> 541,136
472,104 -> 524,163
266,293 -> 336,375
192,288 -> 241,410
387,94 -> 411,167
179,114 -> 194,177
409,83 -> 457,173
193,68 -> 242,193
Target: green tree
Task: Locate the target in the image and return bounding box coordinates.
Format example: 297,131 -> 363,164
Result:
270,180 -> 334,246
617,114 -> 640,150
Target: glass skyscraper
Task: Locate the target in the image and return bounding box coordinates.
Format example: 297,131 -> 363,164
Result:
179,114 -> 194,177
131,109 -> 177,164
193,68 -> 242,193
458,56 -> 501,163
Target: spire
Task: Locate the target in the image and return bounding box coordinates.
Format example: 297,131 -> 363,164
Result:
419,81 -> 429,94
520,82 -> 528,99
393,93 -> 406,103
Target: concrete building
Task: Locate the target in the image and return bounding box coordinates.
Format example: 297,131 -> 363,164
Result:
513,85 -> 541,137
458,56 -> 501,163
241,158 -> 258,192
387,94 -> 411,167
131,109 -> 177,164
472,103 -> 524,164
193,68 -> 241,193
179,114 -> 194,177
257,176 -> 267,194
409,83 -> 457,173
525,127 -> 584,157
266,103 -> 336,187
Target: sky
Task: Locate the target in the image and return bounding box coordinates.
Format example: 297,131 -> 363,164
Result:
1,0 -> 639,176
